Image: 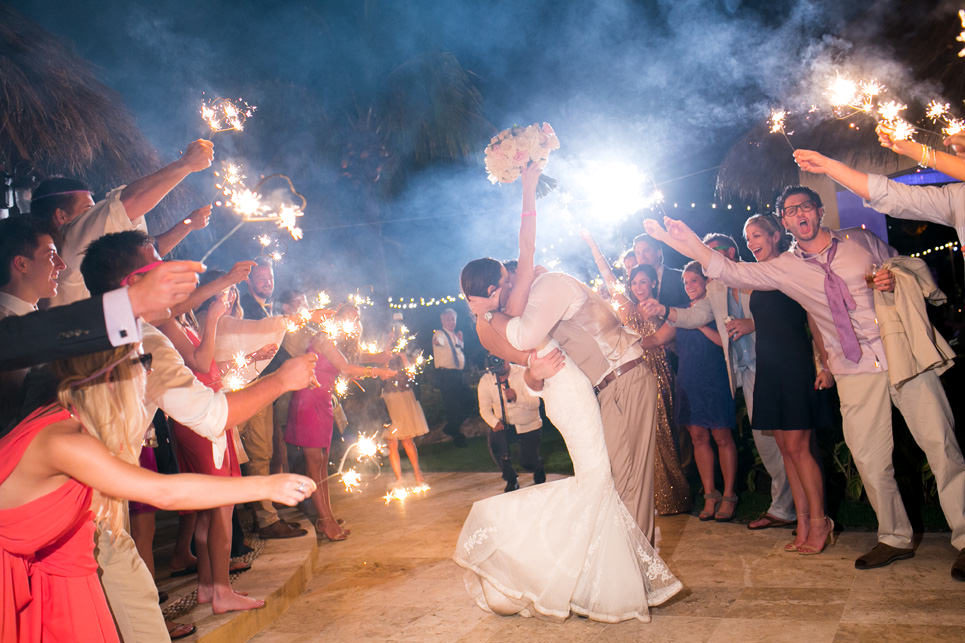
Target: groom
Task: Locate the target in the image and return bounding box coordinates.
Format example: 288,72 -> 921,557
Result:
463,259 -> 660,542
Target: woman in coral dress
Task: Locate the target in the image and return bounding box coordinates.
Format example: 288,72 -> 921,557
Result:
0,345 -> 316,642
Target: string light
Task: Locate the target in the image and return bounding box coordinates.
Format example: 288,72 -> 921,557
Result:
387,294 -> 464,309
909,241 -> 960,258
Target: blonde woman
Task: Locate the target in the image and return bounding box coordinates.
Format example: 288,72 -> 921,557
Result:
0,345 -> 315,642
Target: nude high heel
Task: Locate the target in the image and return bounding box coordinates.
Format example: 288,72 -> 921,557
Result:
798,517 -> 836,555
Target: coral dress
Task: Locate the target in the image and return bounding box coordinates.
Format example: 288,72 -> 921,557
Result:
285,350 -> 341,449
0,406 -> 118,642
170,325 -> 241,477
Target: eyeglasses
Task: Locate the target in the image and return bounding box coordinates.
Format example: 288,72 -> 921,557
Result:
69,351 -> 153,388
781,201 -> 817,218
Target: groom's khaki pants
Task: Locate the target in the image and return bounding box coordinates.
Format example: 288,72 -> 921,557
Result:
836,369 -> 965,551
598,364 -> 658,543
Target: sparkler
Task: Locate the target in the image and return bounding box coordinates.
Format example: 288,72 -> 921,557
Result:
347,292 -> 374,308
200,96 -> 256,133
328,430 -> 388,493
402,352 -> 431,380
383,483 -> 431,505
222,372 -> 247,392
768,109 -> 795,151
926,99 -> 965,137
825,75 -> 914,142
958,9 -> 965,58
201,166 -> 307,262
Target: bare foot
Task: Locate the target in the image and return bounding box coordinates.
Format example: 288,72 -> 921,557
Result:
197,584 -> 213,604
212,590 -> 265,614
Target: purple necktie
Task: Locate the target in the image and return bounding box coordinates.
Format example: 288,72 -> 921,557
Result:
805,238 -> 862,363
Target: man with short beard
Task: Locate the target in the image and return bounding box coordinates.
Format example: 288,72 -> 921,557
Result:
646,186 -> 965,579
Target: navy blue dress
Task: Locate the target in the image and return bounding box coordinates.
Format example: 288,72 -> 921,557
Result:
674,323 -> 735,429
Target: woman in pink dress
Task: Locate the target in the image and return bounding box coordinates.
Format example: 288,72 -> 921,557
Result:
286,303 -> 395,541
0,345 -> 316,642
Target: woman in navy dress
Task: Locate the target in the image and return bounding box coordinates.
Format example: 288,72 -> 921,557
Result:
674,261 -> 738,521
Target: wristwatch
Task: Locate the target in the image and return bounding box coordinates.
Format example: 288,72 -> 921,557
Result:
483,311 -> 494,323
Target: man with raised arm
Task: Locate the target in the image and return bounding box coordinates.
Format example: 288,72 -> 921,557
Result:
31,138 -> 215,307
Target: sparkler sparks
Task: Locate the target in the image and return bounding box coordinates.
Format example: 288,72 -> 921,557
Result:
958,9 -> 965,57
824,75 -> 916,143
231,351 -> 247,370
383,483 -> 431,505
200,96 -> 256,133
767,108 -> 795,151
334,376 -> 350,398
222,372 -> 246,392
340,468 -> 362,492
403,352 -> 431,380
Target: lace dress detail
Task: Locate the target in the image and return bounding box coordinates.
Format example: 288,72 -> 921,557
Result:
452,341 -> 683,623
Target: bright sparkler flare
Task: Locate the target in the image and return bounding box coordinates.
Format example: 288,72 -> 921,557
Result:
314,292 -> 331,308
889,119 -> 915,142
360,341 -> 381,354
257,234 -> 272,247
222,372 -> 246,392
944,118 -> 965,137
877,100 -> 907,123
200,97 -> 256,133
285,318 -> 300,333
354,434 -> 379,459
340,468 -> 362,492
768,109 -> 788,134
232,351 -> 247,370
334,376 -> 350,398
828,75 -> 858,107
958,10 -> 965,57
403,352 -> 430,380
382,483 -> 430,505
927,100 -> 950,122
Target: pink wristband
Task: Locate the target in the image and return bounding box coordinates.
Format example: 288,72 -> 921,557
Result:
521,210 -> 537,218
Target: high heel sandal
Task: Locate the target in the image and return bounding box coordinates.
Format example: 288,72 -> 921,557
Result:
714,495 -> 739,522
315,517 -> 349,542
698,490 -> 722,521
798,517 -> 836,555
784,514 -> 809,553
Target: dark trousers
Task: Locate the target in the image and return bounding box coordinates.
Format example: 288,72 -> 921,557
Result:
437,368 -> 470,438
489,426 -> 544,483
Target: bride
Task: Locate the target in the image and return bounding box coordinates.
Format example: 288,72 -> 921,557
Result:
453,163 -> 682,623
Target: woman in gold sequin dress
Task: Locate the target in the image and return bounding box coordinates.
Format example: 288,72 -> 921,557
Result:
582,232 -> 691,515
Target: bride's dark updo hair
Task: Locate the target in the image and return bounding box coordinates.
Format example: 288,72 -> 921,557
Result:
460,258 -> 502,297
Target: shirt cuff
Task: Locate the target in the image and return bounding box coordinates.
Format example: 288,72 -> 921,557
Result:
705,251 -> 725,280
103,287 -> 142,346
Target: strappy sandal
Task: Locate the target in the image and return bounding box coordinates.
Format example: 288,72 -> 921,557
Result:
698,490 -> 722,521
714,495 -> 739,522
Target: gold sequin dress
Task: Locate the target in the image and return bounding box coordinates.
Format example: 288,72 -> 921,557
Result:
625,308 -> 692,515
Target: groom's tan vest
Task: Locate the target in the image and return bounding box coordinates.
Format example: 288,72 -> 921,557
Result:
548,278 -> 641,385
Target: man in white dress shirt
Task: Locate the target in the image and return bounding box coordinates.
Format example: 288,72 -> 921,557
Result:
477,355 -> 545,492
433,307 -> 470,446
0,217 -> 66,428
31,138 -> 215,308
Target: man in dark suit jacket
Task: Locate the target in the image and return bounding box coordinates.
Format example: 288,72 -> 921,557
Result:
0,261 -> 202,371
633,233 -> 689,308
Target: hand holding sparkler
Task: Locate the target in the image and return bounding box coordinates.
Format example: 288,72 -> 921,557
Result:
127,260 -> 204,323
266,473 -> 317,506
640,298 -> 665,319
944,134 -> 965,159
178,139 -> 215,173
184,204 -> 212,231
792,149 -> 834,175
277,352 -> 319,391
227,260 -> 257,285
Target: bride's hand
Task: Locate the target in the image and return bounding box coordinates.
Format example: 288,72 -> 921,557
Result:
527,348 -> 565,380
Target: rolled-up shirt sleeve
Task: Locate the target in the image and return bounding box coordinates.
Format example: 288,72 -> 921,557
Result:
705,251 -> 786,292
865,174 -> 965,245
142,324 -> 228,442
505,274 -> 584,351
102,287 -> 142,346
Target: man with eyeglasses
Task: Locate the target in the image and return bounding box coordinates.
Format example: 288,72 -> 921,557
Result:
643,185 -> 965,580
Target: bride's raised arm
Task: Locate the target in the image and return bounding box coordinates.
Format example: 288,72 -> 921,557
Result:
502,161 -> 542,317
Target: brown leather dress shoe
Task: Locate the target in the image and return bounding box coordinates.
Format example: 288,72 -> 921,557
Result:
854,542 -> 914,570
259,520 -> 308,539
952,548 -> 965,581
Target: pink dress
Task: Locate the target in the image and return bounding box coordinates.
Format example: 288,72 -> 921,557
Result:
285,350 -> 340,449
0,406 -> 118,642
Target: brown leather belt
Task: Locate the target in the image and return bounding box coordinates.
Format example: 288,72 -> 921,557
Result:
593,356 -> 646,396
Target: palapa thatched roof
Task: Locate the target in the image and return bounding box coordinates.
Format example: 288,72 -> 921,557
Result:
717,1 -> 965,202
0,5 -> 189,227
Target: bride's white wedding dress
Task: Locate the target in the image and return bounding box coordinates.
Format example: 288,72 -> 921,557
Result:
452,342 -> 683,623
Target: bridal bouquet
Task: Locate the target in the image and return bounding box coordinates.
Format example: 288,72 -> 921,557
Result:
484,122 -> 560,196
